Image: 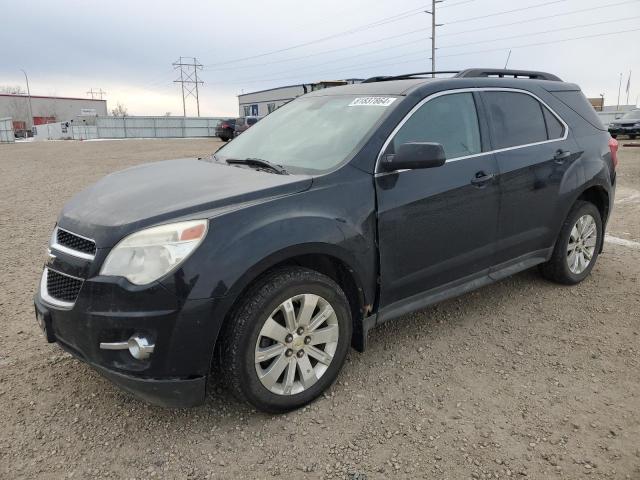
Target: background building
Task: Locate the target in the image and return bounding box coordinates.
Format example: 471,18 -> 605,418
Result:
238,79 -> 362,117
0,94 -> 108,132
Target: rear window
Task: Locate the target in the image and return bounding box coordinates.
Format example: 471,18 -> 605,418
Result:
483,92 -> 548,149
548,90 -> 606,131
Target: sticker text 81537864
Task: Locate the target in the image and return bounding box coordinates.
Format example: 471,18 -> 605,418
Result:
348,97 -> 397,107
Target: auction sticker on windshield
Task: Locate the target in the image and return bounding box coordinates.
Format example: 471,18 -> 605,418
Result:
348,97 -> 397,107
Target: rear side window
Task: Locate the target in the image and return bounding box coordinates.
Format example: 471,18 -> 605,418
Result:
389,92 -> 481,160
548,90 -> 606,131
483,92 -> 549,149
542,107 -> 564,139
247,118 -> 258,126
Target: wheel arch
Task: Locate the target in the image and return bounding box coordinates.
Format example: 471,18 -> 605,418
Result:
576,184 -> 610,225
211,244 -> 371,365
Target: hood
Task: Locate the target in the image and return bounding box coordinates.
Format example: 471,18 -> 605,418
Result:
58,158 -> 312,247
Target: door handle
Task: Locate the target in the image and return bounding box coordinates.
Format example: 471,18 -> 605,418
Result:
471,172 -> 495,186
554,149 -> 571,163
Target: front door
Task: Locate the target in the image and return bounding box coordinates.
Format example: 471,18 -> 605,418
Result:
375,91 -> 500,308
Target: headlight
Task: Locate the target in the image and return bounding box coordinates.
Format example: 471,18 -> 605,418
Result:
100,220 -> 208,285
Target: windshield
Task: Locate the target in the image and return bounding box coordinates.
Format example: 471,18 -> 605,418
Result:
215,95 -> 398,173
621,110 -> 640,120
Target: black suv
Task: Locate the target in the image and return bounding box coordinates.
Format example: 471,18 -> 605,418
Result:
608,109 -> 640,139
215,118 -> 236,142
34,69 -> 617,412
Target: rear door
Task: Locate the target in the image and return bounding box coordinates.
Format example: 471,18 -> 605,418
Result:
375,91 -> 500,308
481,89 -> 576,267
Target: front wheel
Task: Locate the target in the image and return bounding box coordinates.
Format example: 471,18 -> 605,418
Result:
220,267 -> 352,413
539,201 -> 603,284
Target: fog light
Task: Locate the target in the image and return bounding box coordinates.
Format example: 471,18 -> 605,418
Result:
99,334 -> 155,360
127,335 -> 154,360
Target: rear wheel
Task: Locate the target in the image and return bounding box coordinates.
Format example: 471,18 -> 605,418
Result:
220,267 -> 352,412
539,201 -> 603,284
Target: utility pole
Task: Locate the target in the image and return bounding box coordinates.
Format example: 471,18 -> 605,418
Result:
172,57 -> 204,117
425,0 -> 444,77
86,88 -> 106,100
19,69 -> 34,130
626,70 -> 631,106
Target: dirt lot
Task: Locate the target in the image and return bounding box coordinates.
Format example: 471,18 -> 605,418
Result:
1,139 -> 639,480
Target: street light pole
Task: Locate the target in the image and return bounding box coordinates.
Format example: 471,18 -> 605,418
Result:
20,69 -> 34,131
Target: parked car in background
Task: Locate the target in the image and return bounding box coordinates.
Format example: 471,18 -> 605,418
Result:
608,109 -> 640,139
35,68 -> 616,413
234,116 -> 261,137
215,118 -> 236,142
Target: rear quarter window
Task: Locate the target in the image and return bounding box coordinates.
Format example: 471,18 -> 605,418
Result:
547,90 -> 606,131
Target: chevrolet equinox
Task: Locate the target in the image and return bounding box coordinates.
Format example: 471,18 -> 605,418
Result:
34,69 -> 618,412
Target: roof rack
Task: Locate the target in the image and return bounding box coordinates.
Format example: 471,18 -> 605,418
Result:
361,68 -> 562,83
362,71 -> 460,83
456,68 -> 562,81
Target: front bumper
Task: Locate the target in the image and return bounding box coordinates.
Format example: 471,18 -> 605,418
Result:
608,127 -> 640,136
34,274 -> 221,408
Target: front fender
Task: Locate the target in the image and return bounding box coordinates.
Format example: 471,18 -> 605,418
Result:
162,168 -> 378,305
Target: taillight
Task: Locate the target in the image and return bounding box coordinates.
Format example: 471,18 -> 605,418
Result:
221,123 -> 229,128
609,136 -> 619,170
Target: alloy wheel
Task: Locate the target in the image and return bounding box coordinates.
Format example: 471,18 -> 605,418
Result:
254,294 -> 339,395
567,214 -> 597,274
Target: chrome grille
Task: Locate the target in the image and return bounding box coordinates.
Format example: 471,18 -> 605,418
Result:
56,228 -> 96,256
46,269 -> 83,303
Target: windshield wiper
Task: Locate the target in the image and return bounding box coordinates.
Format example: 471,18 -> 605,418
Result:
225,158 -> 288,175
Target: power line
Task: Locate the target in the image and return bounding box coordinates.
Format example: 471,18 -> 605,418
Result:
439,0 -> 640,36
436,27 -> 640,58
446,0 -> 568,25
201,3 -> 477,68
216,27 -> 639,87
439,14 -> 640,49
202,0 -> 636,74
210,15 -> 638,86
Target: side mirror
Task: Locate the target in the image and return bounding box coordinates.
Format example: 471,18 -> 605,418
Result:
380,142 -> 446,172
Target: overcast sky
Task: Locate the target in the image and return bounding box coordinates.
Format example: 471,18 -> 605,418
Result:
1,0 -> 638,116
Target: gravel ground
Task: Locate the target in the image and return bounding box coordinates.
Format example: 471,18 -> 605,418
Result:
0,139 -> 639,480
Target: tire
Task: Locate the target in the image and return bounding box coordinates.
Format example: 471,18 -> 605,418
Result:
220,267 -> 352,413
539,201 -> 603,285
218,136 -> 229,142
610,134 -> 617,139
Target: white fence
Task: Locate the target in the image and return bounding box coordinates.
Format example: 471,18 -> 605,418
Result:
0,117 -> 14,143
94,116 -> 224,139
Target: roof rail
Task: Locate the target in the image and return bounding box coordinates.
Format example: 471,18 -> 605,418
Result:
361,68 -> 562,83
361,71 -> 460,83
455,68 -> 562,81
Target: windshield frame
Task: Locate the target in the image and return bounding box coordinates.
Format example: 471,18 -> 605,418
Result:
214,93 -> 402,176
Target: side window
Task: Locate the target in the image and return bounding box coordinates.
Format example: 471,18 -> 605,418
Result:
242,105 -> 250,116
267,103 -> 276,113
542,107 -> 564,139
483,92 -> 548,149
388,92 -> 481,160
